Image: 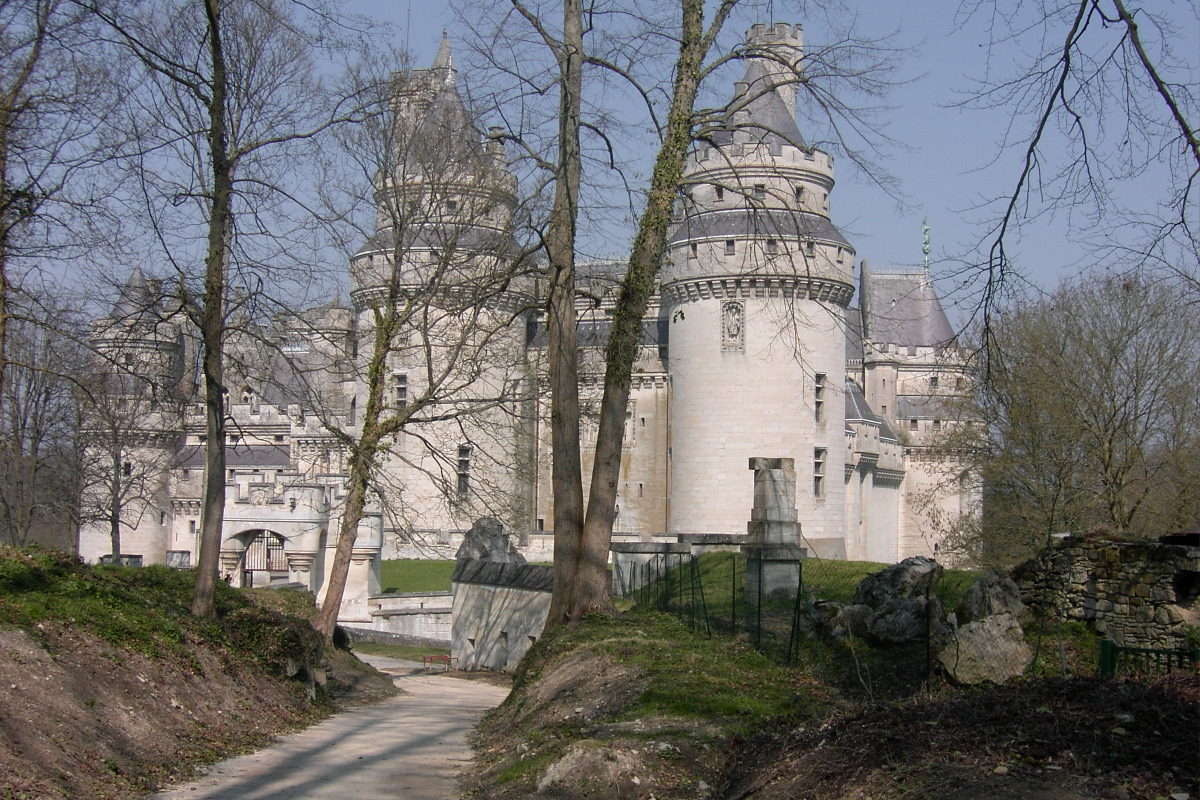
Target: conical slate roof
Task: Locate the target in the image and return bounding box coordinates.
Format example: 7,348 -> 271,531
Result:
862,271 -> 956,347
734,55 -> 806,148
110,266 -> 157,320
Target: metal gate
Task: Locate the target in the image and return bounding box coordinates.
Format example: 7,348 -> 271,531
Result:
242,531 -> 287,586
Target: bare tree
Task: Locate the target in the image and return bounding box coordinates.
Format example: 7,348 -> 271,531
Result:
75,358 -> 179,562
960,0 -> 1199,323
307,45 -> 534,638
0,0 -> 126,416
89,0 -> 361,617
0,308 -> 81,548
464,0 -> 903,625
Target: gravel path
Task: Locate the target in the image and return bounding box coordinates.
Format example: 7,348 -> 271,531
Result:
148,655 -> 509,800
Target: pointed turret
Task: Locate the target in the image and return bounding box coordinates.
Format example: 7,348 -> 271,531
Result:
111,265 -> 156,320
430,30 -> 455,80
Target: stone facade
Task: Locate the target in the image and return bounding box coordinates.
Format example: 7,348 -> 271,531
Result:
1015,537 -> 1200,648
77,26 -> 979,621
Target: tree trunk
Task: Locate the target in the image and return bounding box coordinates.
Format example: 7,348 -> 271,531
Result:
191,0 -> 231,619
314,315 -> 391,641
544,0 -> 586,628
108,446 -> 121,560
572,0 -> 720,622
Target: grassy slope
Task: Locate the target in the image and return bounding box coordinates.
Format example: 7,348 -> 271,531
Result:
0,546 -> 395,799
467,607 -> 841,799
466,557 -> 1197,800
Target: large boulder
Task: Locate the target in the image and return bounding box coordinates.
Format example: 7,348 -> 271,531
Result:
955,568 -> 1025,625
853,556 -> 942,606
863,596 -> 950,646
454,517 -> 526,564
938,613 -> 1032,685
849,557 -> 948,646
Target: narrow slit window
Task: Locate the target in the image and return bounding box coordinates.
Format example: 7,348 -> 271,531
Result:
766,238 -> 778,254
394,373 -> 408,410
456,445 -> 472,496
814,373 -> 825,423
813,448 -> 826,499
724,239 -> 736,256
714,185 -> 724,202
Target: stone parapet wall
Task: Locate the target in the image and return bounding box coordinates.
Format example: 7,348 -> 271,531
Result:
1014,537 -> 1200,648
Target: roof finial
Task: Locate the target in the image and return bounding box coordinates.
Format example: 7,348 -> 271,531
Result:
921,217 -> 931,272
431,29 -> 454,75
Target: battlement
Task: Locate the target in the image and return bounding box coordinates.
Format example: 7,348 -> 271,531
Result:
746,22 -> 803,48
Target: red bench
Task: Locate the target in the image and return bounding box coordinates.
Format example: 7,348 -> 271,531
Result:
422,654 -> 459,671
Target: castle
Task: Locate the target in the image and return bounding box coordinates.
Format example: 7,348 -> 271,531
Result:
78,25 -> 976,622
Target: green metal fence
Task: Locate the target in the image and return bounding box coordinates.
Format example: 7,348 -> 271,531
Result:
1097,638 -> 1200,677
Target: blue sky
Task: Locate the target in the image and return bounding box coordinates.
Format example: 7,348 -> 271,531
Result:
345,0 -> 1198,323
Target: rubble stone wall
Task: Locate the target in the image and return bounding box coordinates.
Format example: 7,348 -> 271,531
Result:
1015,537 -> 1200,648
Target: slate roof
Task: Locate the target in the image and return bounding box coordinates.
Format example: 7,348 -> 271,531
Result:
862,271 -> 956,347
845,380 -> 898,440
844,307 -> 864,361
669,209 -> 851,247
528,318 -> 666,349
175,444 -> 292,470
895,395 -> 954,420
450,559 -> 554,591
699,46 -> 807,151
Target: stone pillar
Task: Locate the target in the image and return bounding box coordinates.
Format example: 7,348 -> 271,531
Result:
743,457 -> 806,603
337,549 -> 377,624
286,551 -> 316,592
219,550 -> 242,588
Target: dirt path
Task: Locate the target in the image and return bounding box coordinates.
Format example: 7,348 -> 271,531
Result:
147,655 -> 509,800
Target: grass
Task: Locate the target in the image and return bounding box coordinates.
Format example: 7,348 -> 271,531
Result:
0,546 -> 331,688
517,608 -> 837,726
622,552 -> 981,701
0,546 -> 244,657
379,559 -> 457,593
351,641 -> 449,660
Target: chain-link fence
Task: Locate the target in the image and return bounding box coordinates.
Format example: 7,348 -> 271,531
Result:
616,551 -> 978,700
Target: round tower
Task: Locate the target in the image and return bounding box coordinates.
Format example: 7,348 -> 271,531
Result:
661,23 -> 856,556
347,35 -> 532,533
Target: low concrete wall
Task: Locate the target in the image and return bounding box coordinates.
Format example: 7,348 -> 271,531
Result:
610,543 -> 692,596
340,626 -> 449,652
1015,536 -> 1200,648
364,591 -> 453,643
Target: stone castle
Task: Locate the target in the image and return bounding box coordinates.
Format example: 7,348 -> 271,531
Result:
78,24 -> 977,621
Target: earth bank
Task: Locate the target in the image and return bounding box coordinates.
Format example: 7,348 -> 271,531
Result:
0,547 -> 395,799
463,608 -> 1198,800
